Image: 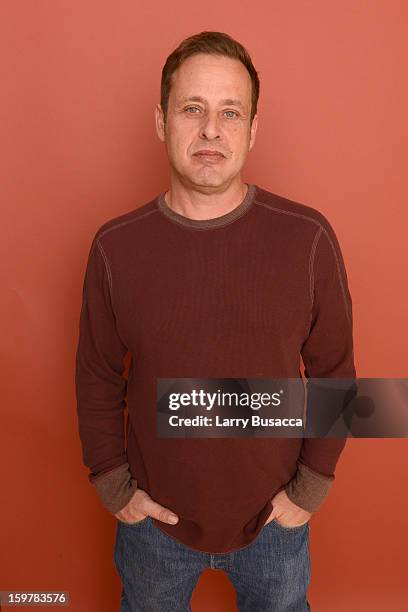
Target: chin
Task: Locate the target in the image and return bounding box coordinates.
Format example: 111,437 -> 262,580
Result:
194,167 -> 228,181
190,176 -> 226,189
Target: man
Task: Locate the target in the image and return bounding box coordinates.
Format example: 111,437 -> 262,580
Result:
75,31 -> 356,611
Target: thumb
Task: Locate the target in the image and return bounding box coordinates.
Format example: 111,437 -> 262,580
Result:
145,500 -> 179,525
268,502 -> 279,521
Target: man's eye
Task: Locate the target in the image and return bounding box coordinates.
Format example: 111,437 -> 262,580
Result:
185,106 -> 200,113
224,110 -> 238,118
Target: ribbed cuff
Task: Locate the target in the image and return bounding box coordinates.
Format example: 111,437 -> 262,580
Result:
90,462 -> 138,514
284,461 -> 335,513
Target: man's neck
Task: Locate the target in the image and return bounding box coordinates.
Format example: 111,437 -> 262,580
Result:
164,178 -> 249,221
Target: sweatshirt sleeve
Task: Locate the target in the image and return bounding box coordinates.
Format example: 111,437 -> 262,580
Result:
284,221 -> 356,513
75,235 -> 137,514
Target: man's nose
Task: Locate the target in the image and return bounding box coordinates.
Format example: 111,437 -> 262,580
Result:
199,112 -> 221,140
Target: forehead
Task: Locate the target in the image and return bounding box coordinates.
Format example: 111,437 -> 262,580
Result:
171,53 -> 251,104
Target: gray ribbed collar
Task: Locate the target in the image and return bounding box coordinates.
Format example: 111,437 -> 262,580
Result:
157,183 -> 257,230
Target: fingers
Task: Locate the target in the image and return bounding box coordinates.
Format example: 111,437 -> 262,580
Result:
129,489 -> 179,525
144,500 -> 179,524
267,509 -> 277,521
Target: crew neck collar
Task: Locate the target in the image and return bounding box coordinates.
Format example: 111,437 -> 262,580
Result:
156,183 -> 257,230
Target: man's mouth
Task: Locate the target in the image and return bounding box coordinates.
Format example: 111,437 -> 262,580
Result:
193,150 -> 225,162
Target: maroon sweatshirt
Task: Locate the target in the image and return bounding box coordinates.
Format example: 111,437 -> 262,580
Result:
75,183 -> 356,553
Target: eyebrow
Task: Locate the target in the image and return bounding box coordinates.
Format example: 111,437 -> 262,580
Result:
178,96 -> 244,109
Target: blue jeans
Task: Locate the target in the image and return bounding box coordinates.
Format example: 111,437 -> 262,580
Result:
113,515 -> 311,611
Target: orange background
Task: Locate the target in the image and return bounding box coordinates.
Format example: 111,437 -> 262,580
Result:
1,1 -> 407,610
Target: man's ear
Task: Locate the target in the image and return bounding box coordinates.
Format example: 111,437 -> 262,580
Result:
249,113 -> 258,151
155,104 -> 166,142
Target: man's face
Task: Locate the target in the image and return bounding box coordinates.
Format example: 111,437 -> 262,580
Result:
155,53 -> 258,192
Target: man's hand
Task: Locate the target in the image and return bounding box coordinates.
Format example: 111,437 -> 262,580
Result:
265,489 -> 312,527
115,487 -> 179,525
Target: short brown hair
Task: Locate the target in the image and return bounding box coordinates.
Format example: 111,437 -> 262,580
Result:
160,31 -> 260,124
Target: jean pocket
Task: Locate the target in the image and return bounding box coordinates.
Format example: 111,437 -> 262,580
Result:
272,518 -> 309,531
118,515 -> 150,528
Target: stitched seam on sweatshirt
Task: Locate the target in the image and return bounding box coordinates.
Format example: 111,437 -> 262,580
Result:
95,210 -> 158,306
254,200 -> 352,324
96,240 -> 113,294
309,227 -> 322,308
97,208 -> 159,241
96,239 -> 131,349
321,227 -> 352,324
254,200 -> 322,228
